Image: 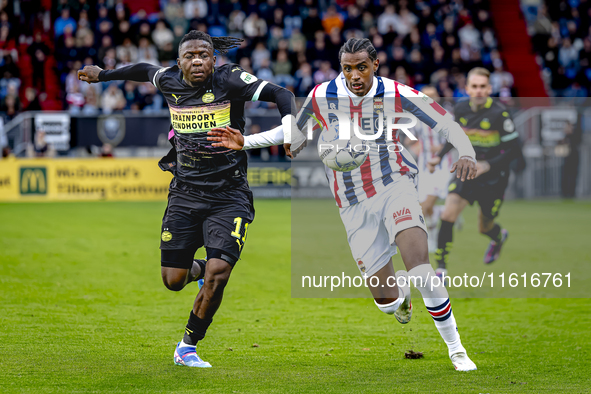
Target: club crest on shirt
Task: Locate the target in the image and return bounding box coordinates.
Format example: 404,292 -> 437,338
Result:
374,98 -> 383,112
202,93 -> 215,103
480,118 -> 491,129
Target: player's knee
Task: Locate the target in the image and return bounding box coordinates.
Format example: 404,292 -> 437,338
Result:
161,267 -> 188,292
162,276 -> 185,292
374,298 -> 403,315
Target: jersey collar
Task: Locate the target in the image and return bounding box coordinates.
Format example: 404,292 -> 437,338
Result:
469,97 -> 493,112
338,73 -> 378,103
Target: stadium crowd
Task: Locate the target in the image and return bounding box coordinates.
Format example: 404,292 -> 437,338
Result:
524,0 -> 591,97
1,0 -> 589,123
1,0 -> 509,120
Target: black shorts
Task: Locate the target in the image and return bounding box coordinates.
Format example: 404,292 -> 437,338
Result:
448,175 -> 508,219
160,179 -> 255,269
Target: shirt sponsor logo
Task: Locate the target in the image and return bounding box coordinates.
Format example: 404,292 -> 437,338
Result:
169,101 -> 231,133
393,207 -> 412,225
464,128 -> 500,147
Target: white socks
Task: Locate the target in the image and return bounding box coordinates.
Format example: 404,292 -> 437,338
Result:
408,264 -> 465,357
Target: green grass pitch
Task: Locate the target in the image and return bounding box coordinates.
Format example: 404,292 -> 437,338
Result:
1,199 -> 590,393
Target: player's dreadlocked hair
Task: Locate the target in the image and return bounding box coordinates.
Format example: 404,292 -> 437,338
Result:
338,38 -> 378,63
178,30 -> 243,55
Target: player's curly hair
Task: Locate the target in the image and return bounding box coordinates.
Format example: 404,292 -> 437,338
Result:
338,38 -> 378,63
178,30 -> 244,56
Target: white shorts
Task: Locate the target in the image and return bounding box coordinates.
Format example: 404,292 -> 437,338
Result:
418,167 -> 453,202
339,173 -> 427,277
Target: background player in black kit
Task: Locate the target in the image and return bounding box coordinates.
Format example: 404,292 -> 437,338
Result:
78,31 -> 296,367
428,67 -> 522,276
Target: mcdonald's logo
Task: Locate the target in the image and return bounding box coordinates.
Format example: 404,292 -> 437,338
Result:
19,167 -> 47,195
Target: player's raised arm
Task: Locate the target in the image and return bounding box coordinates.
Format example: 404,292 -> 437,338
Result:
78,63 -> 164,85
397,84 -> 477,182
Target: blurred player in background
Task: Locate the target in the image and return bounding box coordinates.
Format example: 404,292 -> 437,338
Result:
429,67 -> 521,277
78,30 -> 297,368
209,38 -> 480,371
407,85 -> 455,253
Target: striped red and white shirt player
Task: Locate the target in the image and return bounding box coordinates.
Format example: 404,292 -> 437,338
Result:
296,73 -> 461,208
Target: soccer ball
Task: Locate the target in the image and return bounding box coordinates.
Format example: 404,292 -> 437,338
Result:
317,123 -> 369,172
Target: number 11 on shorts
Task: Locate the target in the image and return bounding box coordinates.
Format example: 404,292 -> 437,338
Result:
231,217 -> 249,251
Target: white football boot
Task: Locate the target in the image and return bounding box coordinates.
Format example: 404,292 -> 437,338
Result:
450,351 -> 477,371
394,270 -> 412,324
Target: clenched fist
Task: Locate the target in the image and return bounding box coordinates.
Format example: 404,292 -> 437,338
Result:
78,65 -> 103,84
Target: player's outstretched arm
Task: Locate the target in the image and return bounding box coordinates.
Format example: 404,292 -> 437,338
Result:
207,125 -> 301,156
78,63 -> 162,84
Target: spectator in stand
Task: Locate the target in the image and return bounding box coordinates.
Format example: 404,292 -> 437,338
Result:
166,1 -> 189,32
98,35 -> 114,67
184,0 -> 208,22
490,60 -> 515,95
322,5 -> 343,35
0,70 -> 20,99
66,82 -> 85,114
55,8 -> 76,37
558,38 -> 579,69
313,60 -> 337,84
302,8 -> 322,41
172,25 -> 187,50
82,85 -> 99,115
122,81 -> 139,110
273,49 -> 293,86
0,84 -> 19,120
256,58 -> 275,83
243,12 -> 267,39
27,130 -> 55,157
113,19 -> 132,46
395,7 -> 419,37
137,37 -> 159,66
294,62 -> 313,97
24,88 -> 41,111
251,41 -> 270,71
458,21 -> 482,52
152,20 -> 174,50
116,37 -> 138,64
27,32 -> 49,91
101,83 -> 125,114
142,83 -> 164,113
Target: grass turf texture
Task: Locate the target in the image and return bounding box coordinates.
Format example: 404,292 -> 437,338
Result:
0,200 -> 590,393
